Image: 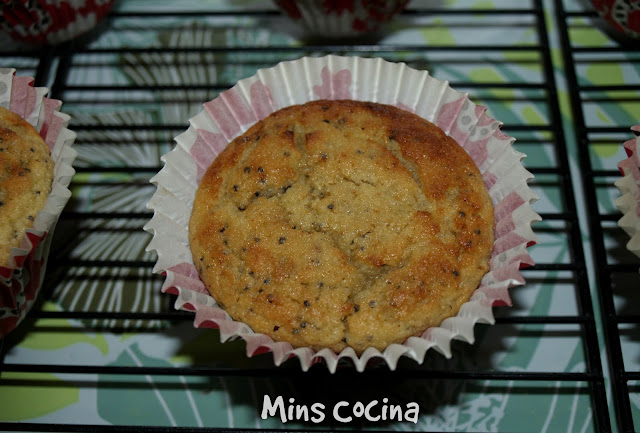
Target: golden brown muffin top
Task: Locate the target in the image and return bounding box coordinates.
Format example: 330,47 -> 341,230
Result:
189,100 -> 494,354
0,106 -> 54,268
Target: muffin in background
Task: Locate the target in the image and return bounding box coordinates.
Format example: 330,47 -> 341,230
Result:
0,0 -> 115,47
590,0 -> 640,47
273,0 -> 410,40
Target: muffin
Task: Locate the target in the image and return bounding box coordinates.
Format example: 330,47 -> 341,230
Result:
189,100 -> 494,354
146,55 -> 539,372
0,68 -> 77,338
0,106 -> 54,267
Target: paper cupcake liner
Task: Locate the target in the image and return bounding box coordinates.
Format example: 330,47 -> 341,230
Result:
0,68 -> 77,337
145,55 -> 541,372
273,0 -> 409,38
0,0 -> 115,46
591,0 -> 640,45
615,125 -> 640,268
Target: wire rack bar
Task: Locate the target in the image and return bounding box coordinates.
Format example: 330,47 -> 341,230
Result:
0,363 -> 605,381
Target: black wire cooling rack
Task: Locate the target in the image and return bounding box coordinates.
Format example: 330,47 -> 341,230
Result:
1,0 -> 638,431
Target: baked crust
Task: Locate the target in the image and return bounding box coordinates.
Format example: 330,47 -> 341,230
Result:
0,106 -> 54,268
189,100 -> 494,354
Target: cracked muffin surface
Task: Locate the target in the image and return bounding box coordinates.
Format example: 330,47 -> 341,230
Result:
0,106 -> 54,268
189,100 -> 494,354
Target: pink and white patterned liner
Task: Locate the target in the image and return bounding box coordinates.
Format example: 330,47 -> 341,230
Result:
144,56 -> 541,372
0,68 -> 77,337
615,125 -> 640,267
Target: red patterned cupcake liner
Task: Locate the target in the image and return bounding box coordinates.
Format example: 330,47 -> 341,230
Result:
591,0 -> 640,44
273,0 -> 409,38
1,0 -> 115,46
